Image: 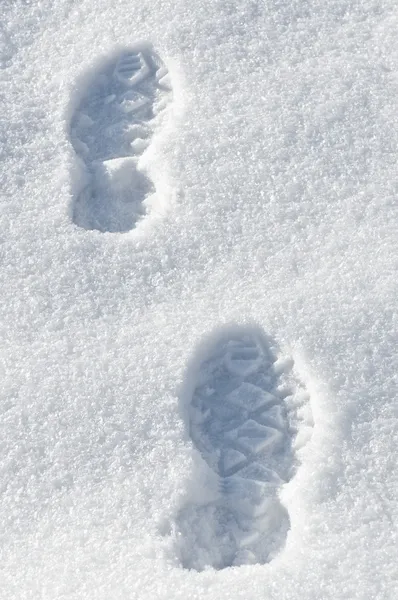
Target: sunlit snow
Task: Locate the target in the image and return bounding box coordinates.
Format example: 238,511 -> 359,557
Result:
1,0 -> 398,598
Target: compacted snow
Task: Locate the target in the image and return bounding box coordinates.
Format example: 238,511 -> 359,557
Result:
1,0 -> 398,598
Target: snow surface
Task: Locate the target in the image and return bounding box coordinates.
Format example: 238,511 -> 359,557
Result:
1,0 -> 398,598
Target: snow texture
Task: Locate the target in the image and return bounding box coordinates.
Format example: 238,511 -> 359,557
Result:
1,0 -> 398,598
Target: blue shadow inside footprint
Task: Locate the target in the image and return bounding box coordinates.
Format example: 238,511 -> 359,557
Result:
174,323 -> 294,571
68,43 -> 170,233
74,158 -> 153,233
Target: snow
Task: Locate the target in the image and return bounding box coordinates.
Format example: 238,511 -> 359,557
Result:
1,0 -> 398,598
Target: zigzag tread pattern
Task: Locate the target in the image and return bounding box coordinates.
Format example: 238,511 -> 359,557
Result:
70,44 -> 171,233
176,329 -> 311,570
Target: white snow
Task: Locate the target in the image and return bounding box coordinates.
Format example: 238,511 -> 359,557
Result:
1,0 -> 398,597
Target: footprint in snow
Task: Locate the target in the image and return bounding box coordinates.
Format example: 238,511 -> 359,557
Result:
174,325 -> 313,570
70,42 -> 172,233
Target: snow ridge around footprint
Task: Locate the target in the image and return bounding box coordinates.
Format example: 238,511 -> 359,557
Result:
70,42 -> 172,233
174,325 -> 313,571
